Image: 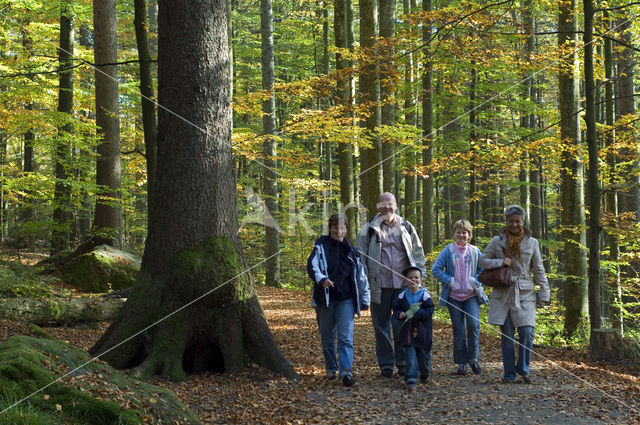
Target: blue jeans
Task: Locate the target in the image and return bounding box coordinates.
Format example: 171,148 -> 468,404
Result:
371,288 -> 404,371
315,298 -> 355,377
403,345 -> 430,385
447,296 -> 480,365
500,312 -> 534,381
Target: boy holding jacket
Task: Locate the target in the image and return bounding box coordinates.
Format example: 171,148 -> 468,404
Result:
392,266 -> 434,390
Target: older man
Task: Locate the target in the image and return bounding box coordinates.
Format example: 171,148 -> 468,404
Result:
357,192 -> 427,378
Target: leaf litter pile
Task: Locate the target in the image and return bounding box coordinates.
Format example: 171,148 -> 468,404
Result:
2,286 -> 640,424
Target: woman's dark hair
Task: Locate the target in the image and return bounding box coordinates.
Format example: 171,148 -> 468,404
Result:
505,205 -> 525,220
328,213 -> 348,230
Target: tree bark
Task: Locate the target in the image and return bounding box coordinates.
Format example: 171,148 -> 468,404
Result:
261,0 -> 280,287
558,0 -> 588,337
0,297 -> 126,325
90,0 -> 296,380
93,0 -> 122,246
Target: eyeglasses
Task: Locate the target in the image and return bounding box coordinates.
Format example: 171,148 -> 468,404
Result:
377,203 -> 395,209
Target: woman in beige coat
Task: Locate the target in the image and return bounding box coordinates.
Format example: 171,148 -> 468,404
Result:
479,205 -> 550,384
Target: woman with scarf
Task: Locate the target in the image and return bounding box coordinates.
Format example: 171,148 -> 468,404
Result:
479,205 -> 550,384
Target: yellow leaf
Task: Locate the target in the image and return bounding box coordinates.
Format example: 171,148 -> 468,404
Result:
149,397 -> 157,404
55,404 -> 62,411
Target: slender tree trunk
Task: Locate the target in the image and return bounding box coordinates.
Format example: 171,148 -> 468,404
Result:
402,0 -> 417,226
51,2 -> 74,255
359,0 -> 382,219
93,0 -> 122,246
604,10 -> 622,332
320,1 -> 332,233
335,0 -> 356,241
134,0 -> 158,226
261,0 -> 280,287
469,66 -> 477,228
20,26 -> 36,249
90,0 -> 296,380
21,123 -> 36,250
584,0 -> 601,330
421,0 -> 434,253
558,0 -> 588,337
615,12 -> 639,219
379,0 -> 395,194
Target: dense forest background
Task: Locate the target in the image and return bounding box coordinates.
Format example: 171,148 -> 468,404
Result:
0,0 -> 639,350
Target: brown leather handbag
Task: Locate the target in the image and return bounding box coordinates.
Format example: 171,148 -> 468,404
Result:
478,266 -> 511,288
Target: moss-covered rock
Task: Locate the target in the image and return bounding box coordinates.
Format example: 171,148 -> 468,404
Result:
63,245 -> 141,293
0,335 -> 201,424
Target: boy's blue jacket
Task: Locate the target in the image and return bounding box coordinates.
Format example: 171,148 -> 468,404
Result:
307,235 -> 370,315
392,288 -> 434,350
431,242 -> 489,306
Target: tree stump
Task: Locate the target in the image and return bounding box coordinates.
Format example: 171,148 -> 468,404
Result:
590,328 -> 621,361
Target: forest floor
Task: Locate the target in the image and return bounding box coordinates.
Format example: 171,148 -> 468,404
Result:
2,275 -> 640,423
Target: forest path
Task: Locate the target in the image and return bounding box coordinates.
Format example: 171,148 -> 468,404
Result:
3,283 -> 637,424
161,286 -> 640,424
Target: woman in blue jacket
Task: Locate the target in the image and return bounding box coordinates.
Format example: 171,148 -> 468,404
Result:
307,213 -> 370,386
432,219 -> 488,375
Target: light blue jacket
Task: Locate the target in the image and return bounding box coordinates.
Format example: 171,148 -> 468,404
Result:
431,243 -> 488,306
307,236 -> 370,316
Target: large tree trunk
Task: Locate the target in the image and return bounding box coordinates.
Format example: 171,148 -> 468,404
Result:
90,0 -> 296,381
93,0 -> 122,246
51,1 -> 73,256
133,0 -> 158,225
558,0 -> 588,337
0,297 -> 126,325
261,0 -> 280,287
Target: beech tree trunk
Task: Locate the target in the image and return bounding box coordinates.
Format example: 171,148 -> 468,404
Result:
584,0 -> 601,330
335,0 -> 356,242
421,0 -> 434,253
133,0 -> 158,224
379,0 -> 395,194
359,0 -> 382,218
51,1 -> 73,255
90,0 -> 296,381
93,0 -> 122,246
0,297 -> 126,325
558,0 -> 588,337
261,0 -> 280,287
603,11 -> 622,333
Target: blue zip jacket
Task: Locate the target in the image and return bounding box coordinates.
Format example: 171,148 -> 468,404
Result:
392,288 -> 434,350
307,235 -> 370,315
431,243 -> 489,306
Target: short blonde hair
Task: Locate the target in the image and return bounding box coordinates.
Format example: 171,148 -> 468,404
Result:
453,219 -> 473,236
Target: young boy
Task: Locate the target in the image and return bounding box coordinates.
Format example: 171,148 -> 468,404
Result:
392,266 -> 435,390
